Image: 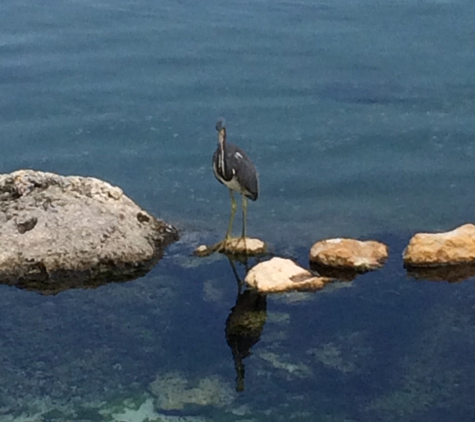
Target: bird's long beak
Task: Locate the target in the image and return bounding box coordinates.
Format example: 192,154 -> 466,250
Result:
218,127 -> 226,145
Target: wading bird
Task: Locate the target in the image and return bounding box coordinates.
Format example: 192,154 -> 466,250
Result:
213,120 -> 258,250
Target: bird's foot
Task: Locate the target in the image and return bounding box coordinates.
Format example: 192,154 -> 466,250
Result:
193,241 -> 224,257
193,237 -> 267,257
194,237 -> 266,257
193,237 -> 233,257
193,237 -> 239,257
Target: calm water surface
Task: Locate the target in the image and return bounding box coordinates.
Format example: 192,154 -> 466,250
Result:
1,0 -> 475,421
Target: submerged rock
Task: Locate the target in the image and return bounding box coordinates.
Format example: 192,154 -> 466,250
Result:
0,170 -> 178,293
309,238 -> 388,272
245,257 -> 333,293
257,351 -> 313,379
109,398 -> 160,422
403,224 -> 475,267
149,372 -> 235,410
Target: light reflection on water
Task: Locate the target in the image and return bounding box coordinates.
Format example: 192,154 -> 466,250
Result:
1,0 -> 475,420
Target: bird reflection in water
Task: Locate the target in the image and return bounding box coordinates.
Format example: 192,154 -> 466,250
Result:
224,257 -> 267,392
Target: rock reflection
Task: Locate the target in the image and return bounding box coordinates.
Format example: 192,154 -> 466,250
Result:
309,262 -> 360,281
225,258 -> 267,392
406,263 -> 475,283
8,251 -> 169,295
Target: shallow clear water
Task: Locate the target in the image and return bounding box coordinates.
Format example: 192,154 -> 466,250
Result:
1,0 -> 475,421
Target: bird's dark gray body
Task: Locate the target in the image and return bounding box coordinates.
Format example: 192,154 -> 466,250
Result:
213,142 -> 258,201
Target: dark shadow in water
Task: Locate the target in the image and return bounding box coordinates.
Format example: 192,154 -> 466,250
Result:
406,263 -> 475,283
224,258 -> 267,392
10,257 -> 161,295
4,236 -> 178,295
309,261 -> 363,281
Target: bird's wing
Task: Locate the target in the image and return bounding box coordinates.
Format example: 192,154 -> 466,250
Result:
226,145 -> 259,201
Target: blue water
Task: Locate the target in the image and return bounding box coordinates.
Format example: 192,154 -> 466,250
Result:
1,0 -> 475,420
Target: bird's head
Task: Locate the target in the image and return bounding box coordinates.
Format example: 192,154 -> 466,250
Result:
216,119 -> 226,143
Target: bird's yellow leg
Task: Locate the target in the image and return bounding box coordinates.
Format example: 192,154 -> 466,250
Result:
225,189 -> 237,241
241,194 -> 248,239
209,191 -> 251,256
237,194 -> 248,253
205,191 -> 237,255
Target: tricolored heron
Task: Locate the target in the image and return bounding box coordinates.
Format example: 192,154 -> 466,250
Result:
213,120 -> 258,248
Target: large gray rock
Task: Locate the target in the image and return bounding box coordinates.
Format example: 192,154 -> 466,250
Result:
0,170 -> 178,293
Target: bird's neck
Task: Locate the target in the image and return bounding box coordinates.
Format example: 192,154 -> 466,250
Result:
218,129 -> 226,145
218,130 -> 226,157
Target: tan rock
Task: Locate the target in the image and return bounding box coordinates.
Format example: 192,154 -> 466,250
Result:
194,237 -> 266,257
309,238 -> 388,271
403,224 -> 475,267
245,257 -> 333,293
222,237 -> 266,255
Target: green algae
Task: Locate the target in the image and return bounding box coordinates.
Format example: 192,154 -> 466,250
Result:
307,331 -> 372,374
202,278 -> 226,304
257,351 -> 313,379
